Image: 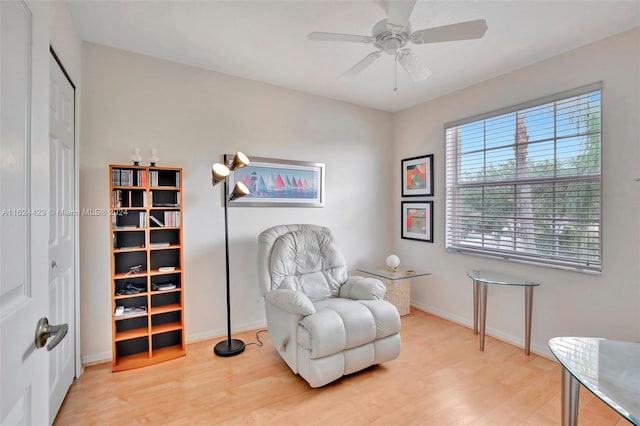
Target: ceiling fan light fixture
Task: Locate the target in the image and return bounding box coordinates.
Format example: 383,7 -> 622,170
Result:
382,37 -> 401,55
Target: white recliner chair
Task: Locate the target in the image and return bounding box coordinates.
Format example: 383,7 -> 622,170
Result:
258,224 -> 401,388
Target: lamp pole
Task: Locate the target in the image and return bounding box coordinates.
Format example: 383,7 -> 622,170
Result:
213,158 -> 247,357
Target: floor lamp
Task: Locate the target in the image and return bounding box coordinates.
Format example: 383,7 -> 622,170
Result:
211,152 -> 250,357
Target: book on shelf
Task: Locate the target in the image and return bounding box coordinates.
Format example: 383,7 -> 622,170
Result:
150,215 -> 164,227
163,211 -> 180,227
114,305 -> 147,317
113,225 -> 138,230
149,242 -> 170,248
149,170 -> 158,187
148,170 -> 180,187
113,169 -> 149,187
136,170 -> 147,187
118,245 -> 145,250
120,170 -> 133,187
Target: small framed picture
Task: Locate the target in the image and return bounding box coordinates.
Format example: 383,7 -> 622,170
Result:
401,201 -> 433,243
401,154 -> 433,197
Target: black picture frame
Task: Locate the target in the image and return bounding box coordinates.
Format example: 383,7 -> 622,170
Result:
401,154 -> 434,197
401,201 -> 433,243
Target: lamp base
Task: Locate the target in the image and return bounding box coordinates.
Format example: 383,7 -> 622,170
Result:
214,338 -> 245,357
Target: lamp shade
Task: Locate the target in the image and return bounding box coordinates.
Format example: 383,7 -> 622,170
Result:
229,152 -> 250,171
386,254 -> 400,272
211,163 -> 230,186
229,182 -> 250,201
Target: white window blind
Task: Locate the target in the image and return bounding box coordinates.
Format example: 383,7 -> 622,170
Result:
445,84 -> 602,272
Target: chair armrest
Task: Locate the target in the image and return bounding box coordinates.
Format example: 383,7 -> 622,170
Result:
265,289 -> 316,316
340,276 -> 386,300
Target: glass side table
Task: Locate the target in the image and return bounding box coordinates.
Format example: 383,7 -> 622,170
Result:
549,337 -> 640,426
467,270 -> 540,355
356,268 -> 431,316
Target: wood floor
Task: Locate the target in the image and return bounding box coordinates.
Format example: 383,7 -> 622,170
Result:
55,309 -> 629,425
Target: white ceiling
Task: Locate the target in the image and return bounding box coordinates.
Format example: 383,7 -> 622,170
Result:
68,0 -> 640,112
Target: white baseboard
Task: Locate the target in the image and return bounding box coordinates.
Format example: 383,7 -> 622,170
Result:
410,300 -> 552,359
186,320 -> 268,343
81,320 -> 269,366
82,351 -> 111,366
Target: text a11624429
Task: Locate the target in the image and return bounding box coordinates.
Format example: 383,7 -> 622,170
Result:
1,208 -> 128,217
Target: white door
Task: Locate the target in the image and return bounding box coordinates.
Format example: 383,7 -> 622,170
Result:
48,54 -> 75,423
0,1 -> 53,425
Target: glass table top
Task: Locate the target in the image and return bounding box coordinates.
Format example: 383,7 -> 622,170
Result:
357,267 -> 431,281
549,337 -> 640,425
466,270 -> 540,286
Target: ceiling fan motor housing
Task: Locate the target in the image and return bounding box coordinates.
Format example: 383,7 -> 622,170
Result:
372,19 -> 411,55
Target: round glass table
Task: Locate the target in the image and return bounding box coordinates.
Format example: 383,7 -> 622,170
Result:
549,337 -> 639,425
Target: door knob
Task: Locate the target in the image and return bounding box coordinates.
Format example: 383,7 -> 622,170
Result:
51,259 -> 58,269
34,317 -> 68,351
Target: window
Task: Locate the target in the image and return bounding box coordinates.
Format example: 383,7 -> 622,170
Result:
445,84 -> 601,272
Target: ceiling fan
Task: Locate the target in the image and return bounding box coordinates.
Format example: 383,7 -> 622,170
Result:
307,1 -> 487,88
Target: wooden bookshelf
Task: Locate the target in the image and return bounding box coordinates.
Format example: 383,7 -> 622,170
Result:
109,164 -> 185,372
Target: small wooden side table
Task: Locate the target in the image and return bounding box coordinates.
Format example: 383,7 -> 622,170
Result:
356,267 -> 431,316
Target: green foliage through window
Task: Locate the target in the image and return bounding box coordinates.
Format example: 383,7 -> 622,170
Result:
445,85 -> 601,272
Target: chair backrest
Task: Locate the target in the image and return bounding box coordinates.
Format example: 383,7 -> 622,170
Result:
258,224 -> 348,302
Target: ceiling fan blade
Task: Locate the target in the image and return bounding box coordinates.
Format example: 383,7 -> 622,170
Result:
411,19 -> 488,44
397,49 -> 432,81
308,32 -> 373,44
340,51 -> 382,80
386,0 -> 416,33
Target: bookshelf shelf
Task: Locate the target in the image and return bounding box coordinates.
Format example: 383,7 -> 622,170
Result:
152,322 -> 182,335
114,292 -> 149,301
149,244 -> 181,251
149,267 -> 182,276
150,303 -> 182,316
109,164 -> 185,372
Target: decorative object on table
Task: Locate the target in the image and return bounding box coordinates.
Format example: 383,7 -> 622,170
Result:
225,156 -> 325,207
130,147 -> 142,166
386,254 -> 400,272
401,154 -> 433,197
210,152 -> 251,357
401,200 -> 433,242
149,148 -> 159,166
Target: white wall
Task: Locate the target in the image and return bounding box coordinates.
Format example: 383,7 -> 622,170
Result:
50,2 -> 82,84
79,43 -> 394,363
394,28 -> 640,356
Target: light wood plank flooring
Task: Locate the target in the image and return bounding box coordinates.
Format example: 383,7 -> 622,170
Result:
55,310 -> 629,425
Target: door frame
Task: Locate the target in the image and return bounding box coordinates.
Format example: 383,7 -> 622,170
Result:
49,46 -> 81,379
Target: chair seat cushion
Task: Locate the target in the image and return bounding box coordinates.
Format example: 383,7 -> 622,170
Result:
297,298 -> 401,359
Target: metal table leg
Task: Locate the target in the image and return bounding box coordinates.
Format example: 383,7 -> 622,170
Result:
561,368 -> 580,426
479,282 -> 488,351
473,279 -> 479,335
525,285 -> 534,355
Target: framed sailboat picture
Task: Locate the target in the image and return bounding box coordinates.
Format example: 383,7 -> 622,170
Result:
225,155 -> 325,207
